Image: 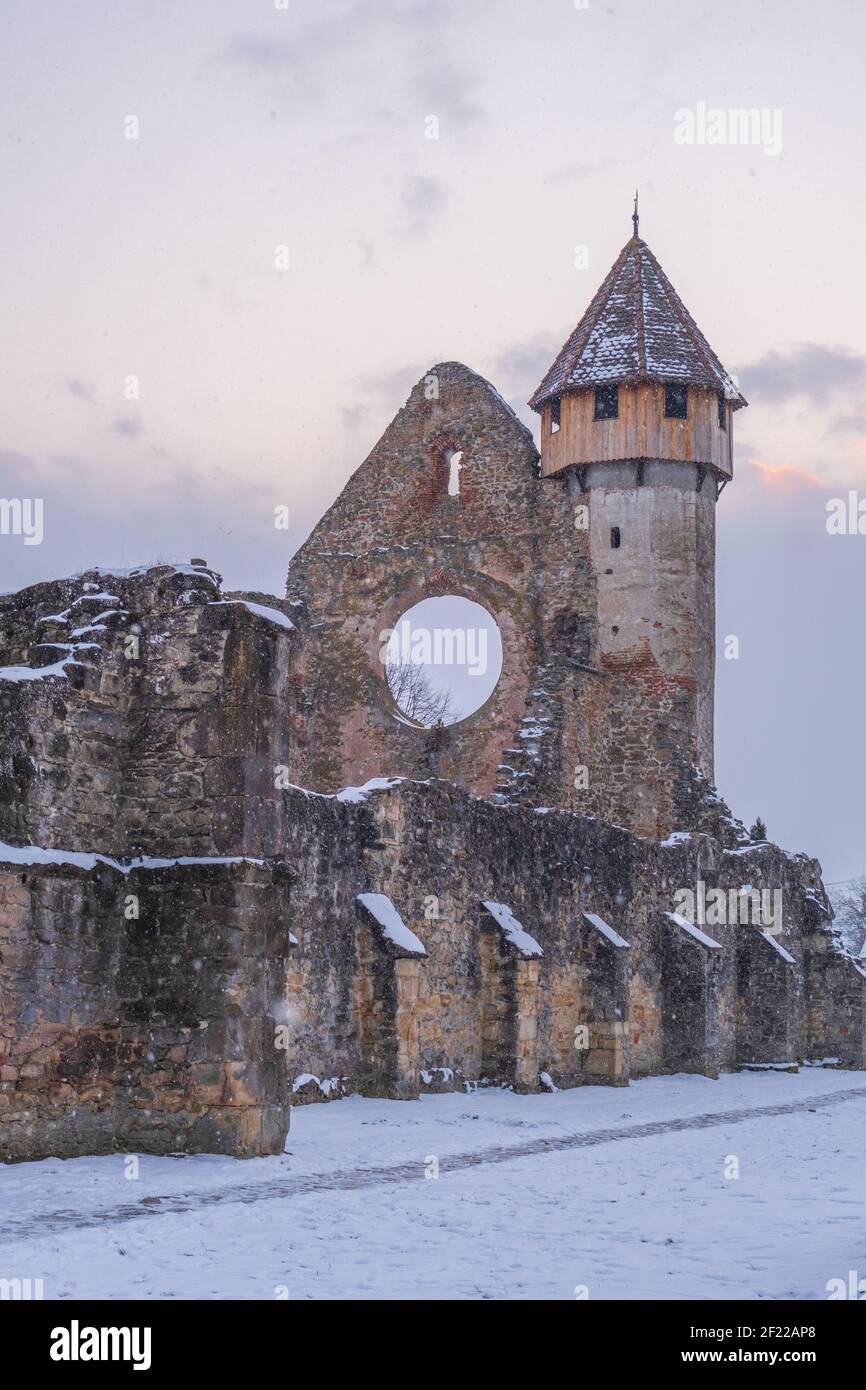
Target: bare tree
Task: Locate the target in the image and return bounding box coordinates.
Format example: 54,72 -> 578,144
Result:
832,876 -> 866,956
385,658 -> 456,727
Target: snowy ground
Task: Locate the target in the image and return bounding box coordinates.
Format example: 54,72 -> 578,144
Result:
1,1070 -> 864,1301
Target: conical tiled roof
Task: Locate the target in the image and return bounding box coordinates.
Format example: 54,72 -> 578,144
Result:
528,236 -> 747,412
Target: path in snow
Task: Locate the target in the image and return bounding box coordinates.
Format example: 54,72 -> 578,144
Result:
2,1082 -> 864,1243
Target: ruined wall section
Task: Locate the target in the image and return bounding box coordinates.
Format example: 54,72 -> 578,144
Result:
0,857 -> 292,1162
0,576 -> 128,852
0,564 -> 296,860
279,781 -> 855,1100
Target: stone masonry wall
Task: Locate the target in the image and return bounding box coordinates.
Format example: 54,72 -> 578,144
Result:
0,857 -> 291,1161
277,780 -> 863,1102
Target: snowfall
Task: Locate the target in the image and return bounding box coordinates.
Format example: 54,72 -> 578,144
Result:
1,1069 -> 864,1300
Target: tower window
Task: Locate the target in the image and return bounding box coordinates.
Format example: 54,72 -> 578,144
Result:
610,526 -> 621,549
594,384 -> 619,420
717,392 -> 727,430
550,397 -> 561,434
664,384 -> 688,418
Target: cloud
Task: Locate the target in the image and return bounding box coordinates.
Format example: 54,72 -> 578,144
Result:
218,1 -> 484,129
65,377 -> 95,403
748,459 -> 825,491
0,447 -> 290,598
219,30 -> 322,110
484,332 -> 565,433
222,33 -> 301,73
397,175 -> 447,238
490,332 -> 563,399
110,416 -> 143,439
354,362 -> 424,407
739,343 -> 866,406
340,403 -> 371,432
335,361 -> 425,441
543,159 -> 627,187
218,5 -> 380,114
829,414 -> 866,435
409,52 -> 484,131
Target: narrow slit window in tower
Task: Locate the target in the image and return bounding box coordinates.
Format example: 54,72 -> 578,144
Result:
664,384 -> 688,418
718,392 -> 727,430
610,526 -> 621,549
550,397 -> 561,434
594,384 -> 619,420
447,449 -> 463,498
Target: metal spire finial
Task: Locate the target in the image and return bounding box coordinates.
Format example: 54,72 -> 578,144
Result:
632,189 -> 639,239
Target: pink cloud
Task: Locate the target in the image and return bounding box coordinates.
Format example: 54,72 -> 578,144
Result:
747,459 -> 825,491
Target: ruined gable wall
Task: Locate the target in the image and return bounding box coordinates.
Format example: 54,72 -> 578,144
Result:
283,362 -> 595,807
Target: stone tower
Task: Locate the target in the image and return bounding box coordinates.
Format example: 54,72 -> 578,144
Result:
529,212 -> 747,838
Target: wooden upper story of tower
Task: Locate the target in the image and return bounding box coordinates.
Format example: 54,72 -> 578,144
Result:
529,219 -> 746,480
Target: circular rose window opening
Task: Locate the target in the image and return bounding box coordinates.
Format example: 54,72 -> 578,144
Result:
382,596 -> 503,728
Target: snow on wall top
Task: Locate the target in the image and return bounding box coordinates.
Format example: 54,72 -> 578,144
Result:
0,654 -> 91,684
480,900 -> 543,958
583,911 -> 630,949
336,777 -> 404,803
665,911 -> 723,950
209,599 -> 295,631
356,892 -> 427,956
760,931 -> 795,964
529,236 -> 747,411
0,842 -> 264,875
86,562 -> 220,585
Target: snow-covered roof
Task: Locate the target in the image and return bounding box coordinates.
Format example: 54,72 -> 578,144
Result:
529,236 -> 747,411
356,892 -> 427,956
760,931 -> 795,964
664,911 -> 723,950
480,900 -> 543,958
583,911 -> 630,949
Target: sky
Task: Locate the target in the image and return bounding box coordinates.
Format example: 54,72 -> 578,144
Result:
1,0 -> 864,881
